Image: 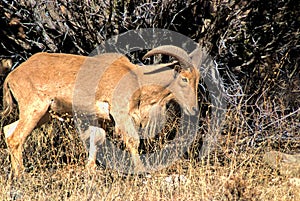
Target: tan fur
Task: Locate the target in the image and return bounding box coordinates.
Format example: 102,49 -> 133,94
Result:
1,48 -> 200,176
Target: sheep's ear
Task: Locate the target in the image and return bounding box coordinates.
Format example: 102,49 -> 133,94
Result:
174,64 -> 182,73
189,46 -> 209,69
173,64 -> 182,78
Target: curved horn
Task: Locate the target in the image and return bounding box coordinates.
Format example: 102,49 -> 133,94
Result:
142,45 -> 193,69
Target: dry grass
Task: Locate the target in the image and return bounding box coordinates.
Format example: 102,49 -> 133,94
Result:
0,151 -> 299,200
0,97 -> 299,201
1,0 -> 299,199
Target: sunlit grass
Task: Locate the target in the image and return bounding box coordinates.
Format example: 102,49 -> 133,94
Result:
0,98 -> 299,200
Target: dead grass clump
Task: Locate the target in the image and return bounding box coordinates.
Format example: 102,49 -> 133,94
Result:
1,127 -> 299,201
0,0 -> 299,200
0,80 -> 299,200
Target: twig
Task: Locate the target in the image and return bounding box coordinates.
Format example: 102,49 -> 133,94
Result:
262,108 -> 300,130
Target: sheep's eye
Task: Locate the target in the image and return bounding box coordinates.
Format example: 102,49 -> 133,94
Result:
182,77 -> 188,83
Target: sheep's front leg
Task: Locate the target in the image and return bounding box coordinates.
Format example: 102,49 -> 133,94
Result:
115,120 -> 145,173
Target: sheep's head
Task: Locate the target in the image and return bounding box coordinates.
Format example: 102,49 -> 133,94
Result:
143,45 -> 200,115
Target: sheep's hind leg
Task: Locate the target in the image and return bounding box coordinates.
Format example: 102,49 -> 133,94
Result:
79,125 -> 106,170
6,101 -> 49,177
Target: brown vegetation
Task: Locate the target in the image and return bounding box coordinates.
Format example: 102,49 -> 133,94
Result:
0,0 -> 299,200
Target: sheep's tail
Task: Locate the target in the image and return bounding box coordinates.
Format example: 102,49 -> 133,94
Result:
1,79 -> 13,118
